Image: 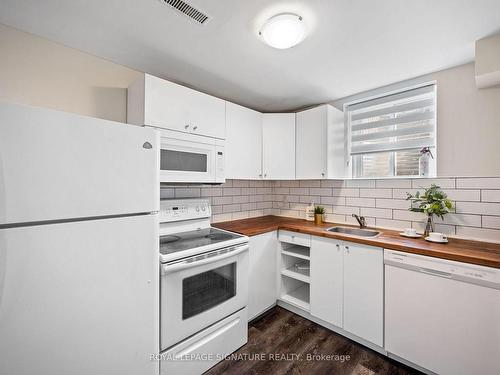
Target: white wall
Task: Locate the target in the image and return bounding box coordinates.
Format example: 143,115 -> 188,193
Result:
333,63 -> 500,177
1,24 -> 500,176
0,24 -> 141,122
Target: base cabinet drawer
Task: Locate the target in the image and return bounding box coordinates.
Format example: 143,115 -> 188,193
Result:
160,309 -> 247,375
278,230 -> 311,247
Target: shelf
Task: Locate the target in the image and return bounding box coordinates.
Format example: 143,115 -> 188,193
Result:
281,265 -> 310,283
281,245 -> 310,260
280,284 -> 310,311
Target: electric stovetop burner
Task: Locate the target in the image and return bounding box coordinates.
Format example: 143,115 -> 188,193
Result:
159,227 -> 243,255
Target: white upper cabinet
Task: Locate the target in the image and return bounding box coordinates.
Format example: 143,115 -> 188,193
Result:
296,104 -> 345,179
225,101 -> 263,179
343,243 -> 383,347
127,74 -> 226,139
310,236 -> 343,328
262,113 -> 295,180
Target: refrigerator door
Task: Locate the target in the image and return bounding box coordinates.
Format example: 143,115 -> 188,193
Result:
0,101 -> 159,226
0,214 -> 159,375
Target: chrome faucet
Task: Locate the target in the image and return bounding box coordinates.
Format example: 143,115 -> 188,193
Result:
352,214 -> 366,228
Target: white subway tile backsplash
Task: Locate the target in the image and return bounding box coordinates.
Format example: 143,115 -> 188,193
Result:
455,202 -> 500,216
346,197 -> 376,207
321,196 -> 346,206
375,218 -> 412,230
456,226 -> 500,242
375,199 -> 409,210
441,213 -> 481,227
290,187 -> 309,195
393,210 -> 426,222
232,195 -> 249,204
482,190 -> 500,202
444,189 -> 481,202
310,188 -> 333,196
482,216 -> 500,229
223,204 -> 241,213
332,205 -> 360,215
299,180 -> 321,188
174,188 -> 201,198
160,188 -> 174,199
212,196 -> 233,205
166,178 -> 500,243
201,187 -> 222,197
332,188 -> 359,197
232,180 -> 250,188
393,189 -> 411,199
411,178 -> 455,189
346,179 -> 376,188
359,188 -> 392,198
376,179 -> 412,188
324,213 -> 347,223
360,207 -> 392,219
321,180 -> 344,188
456,177 -> 500,189
223,188 -> 241,196
274,187 -> 290,194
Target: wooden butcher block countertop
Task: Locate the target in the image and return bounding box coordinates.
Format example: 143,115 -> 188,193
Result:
214,215 -> 500,269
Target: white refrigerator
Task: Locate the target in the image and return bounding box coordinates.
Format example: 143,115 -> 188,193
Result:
0,101 -> 159,375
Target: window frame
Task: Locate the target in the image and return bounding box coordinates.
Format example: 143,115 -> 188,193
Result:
343,81 -> 437,179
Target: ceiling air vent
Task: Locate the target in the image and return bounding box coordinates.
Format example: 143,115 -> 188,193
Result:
161,0 -> 210,25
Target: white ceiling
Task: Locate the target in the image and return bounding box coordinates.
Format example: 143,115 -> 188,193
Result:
1,0 -> 499,112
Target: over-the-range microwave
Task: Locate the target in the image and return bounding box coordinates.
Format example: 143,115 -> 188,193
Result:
157,128 -> 225,184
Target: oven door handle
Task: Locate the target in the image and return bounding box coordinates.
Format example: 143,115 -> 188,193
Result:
162,244 -> 249,275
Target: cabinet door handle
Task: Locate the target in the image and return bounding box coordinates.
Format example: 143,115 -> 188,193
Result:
336,244 -> 340,251
321,172 -> 325,177
264,173 -> 267,178
345,245 -> 350,254
184,124 -> 190,129
193,126 -> 198,130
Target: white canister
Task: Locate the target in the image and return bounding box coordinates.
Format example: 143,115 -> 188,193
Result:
306,202 -> 315,221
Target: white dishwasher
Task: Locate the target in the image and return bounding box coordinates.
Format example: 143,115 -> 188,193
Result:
384,250 -> 500,375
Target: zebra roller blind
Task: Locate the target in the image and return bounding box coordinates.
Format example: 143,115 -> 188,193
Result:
346,84 -> 436,177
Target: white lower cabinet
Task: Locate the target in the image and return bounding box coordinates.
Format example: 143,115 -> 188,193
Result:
343,242 -> 384,347
310,236 -> 343,327
248,231 -> 278,320
309,237 -> 383,347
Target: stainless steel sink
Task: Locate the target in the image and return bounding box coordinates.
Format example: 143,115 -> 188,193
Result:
326,226 -> 381,238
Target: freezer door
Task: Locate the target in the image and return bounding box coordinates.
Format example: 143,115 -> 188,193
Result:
0,215 -> 159,375
0,101 -> 159,225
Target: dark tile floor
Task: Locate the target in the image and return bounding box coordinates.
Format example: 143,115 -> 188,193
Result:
205,307 -> 422,375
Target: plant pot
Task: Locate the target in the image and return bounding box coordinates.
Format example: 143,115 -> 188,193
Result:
314,214 -> 323,225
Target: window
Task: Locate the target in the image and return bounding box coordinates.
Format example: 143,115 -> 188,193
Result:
346,84 -> 436,178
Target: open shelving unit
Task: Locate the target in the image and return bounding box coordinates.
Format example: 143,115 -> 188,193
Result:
279,241 -> 311,311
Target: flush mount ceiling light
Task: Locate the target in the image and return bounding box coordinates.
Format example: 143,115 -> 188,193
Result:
259,13 -> 306,49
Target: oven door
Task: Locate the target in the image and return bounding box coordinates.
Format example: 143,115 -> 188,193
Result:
159,133 -> 217,183
160,243 -> 248,350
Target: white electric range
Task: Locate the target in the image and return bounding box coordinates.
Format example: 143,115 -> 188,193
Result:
158,199 -> 249,375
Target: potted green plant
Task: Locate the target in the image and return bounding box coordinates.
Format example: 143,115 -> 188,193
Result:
406,184 -> 453,236
314,205 -> 325,225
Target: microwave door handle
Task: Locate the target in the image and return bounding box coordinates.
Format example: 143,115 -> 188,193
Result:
162,244 -> 249,275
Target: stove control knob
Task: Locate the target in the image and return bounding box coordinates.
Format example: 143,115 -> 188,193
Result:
196,206 -> 200,212
202,206 -> 206,211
